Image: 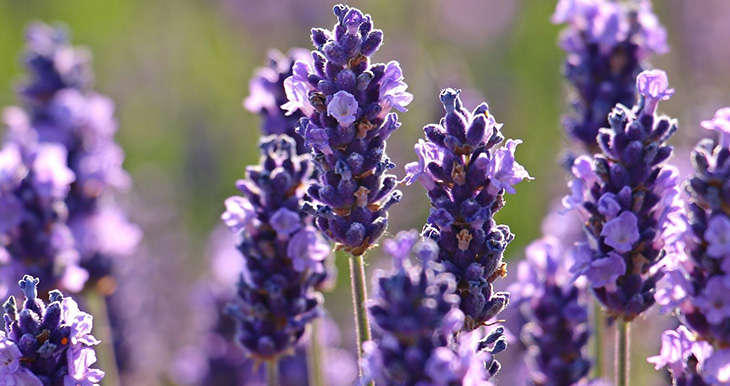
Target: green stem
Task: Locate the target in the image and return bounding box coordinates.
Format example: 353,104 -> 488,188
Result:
308,319 -> 325,386
616,319 -> 629,386
83,291 -> 120,386
267,360 -> 280,386
349,254 -> 372,381
592,300 -> 604,380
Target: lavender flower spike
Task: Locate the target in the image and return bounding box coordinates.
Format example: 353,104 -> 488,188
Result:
0,132 -> 86,296
1,275 -> 104,385
652,107 -> 730,385
553,0 -> 668,151
405,88 -> 531,330
287,4 -> 410,255
15,22 -> 140,291
564,69 -> 680,321
510,237 -> 594,386
223,135 -> 329,361
362,231 -> 502,385
244,48 -> 313,154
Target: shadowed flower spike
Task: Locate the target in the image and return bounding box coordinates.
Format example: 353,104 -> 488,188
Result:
564,69 -> 680,321
553,0 -> 668,151
245,48 -> 313,154
405,88 -> 530,331
286,4 -> 410,255
223,135 -> 329,361
652,106 -> 730,385
0,137 -> 86,297
510,236 -> 595,386
6,22 -> 140,293
362,231 -> 501,385
1,275 -> 104,385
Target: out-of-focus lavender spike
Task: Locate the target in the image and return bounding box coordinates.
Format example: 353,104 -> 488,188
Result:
361,230 -> 501,385
510,236 -> 595,386
553,0 -> 668,152
564,69 -> 680,321
245,48 -> 313,155
651,107 -> 730,385
405,88 -> 531,331
0,116 -> 85,296
11,22 -> 140,292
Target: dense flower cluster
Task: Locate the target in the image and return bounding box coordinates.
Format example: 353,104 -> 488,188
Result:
510,237 -> 594,386
0,129 -> 83,297
245,48 -> 313,154
362,230 -> 503,386
650,108 -> 730,385
222,134 -> 330,361
405,88 -> 530,330
0,275 -> 104,385
6,22 -> 140,293
553,0 -> 667,151
285,4 -> 411,255
564,69 -> 680,321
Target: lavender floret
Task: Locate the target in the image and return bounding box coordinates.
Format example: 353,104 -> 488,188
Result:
564,69 -> 680,321
1,275 -> 104,385
553,0 -> 668,151
362,231 -> 502,385
285,4 -> 411,255
405,88 -> 531,330
223,135 -> 329,361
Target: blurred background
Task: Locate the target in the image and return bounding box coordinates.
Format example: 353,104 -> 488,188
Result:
1,0 -> 729,385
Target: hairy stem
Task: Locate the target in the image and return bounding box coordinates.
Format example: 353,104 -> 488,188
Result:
267,360 -> 280,386
308,318 -> 325,386
615,319 -> 630,386
84,291 -> 120,386
592,300 -> 604,379
349,253 -> 372,383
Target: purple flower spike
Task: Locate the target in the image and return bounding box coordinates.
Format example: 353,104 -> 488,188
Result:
223,135 -> 330,361
553,0 -> 668,151
1,276 -> 104,385
656,108 -> 730,371
407,88 -> 529,330
362,231 -> 502,385
564,69 -> 680,321
636,69 -> 674,115
701,107 -> 730,149
510,236 -> 595,386
287,4 -> 409,256
245,48 -> 313,154
4,22 -> 140,292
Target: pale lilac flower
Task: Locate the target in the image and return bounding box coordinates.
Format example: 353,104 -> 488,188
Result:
600,211 -> 639,253
694,276 -> 730,324
701,107 -> 730,148
705,215 -> 730,259
487,139 -> 532,194
287,226 -> 330,273
221,196 -> 256,234
585,252 -> 626,289
327,90 -> 359,127
636,69 -> 675,115
378,61 -> 413,116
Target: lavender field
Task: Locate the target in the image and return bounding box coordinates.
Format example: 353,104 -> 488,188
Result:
1,1 -> 730,385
